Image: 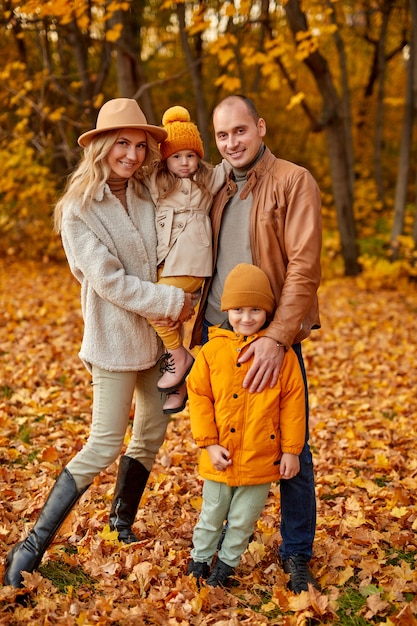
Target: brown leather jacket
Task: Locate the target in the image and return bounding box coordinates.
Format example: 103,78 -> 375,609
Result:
190,147 -> 321,349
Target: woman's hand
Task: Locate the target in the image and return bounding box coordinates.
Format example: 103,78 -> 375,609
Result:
152,292 -> 196,328
177,292 -> 196,324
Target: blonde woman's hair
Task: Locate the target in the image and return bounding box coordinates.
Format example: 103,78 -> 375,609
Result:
155,158 -> 214,202
54,130 -> 160,233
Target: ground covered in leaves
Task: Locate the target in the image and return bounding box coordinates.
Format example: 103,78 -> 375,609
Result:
0,259 -> 416,625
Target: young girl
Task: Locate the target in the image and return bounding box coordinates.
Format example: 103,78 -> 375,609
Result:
3,98 -> 196,588
146,106 -> 229,414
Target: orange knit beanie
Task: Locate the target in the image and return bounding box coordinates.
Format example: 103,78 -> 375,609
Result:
160,106 -> 204,160
221,264 -> 275,314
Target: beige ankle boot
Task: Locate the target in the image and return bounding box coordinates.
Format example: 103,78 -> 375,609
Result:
162,383 -> 188,414
157,347 -> 194,393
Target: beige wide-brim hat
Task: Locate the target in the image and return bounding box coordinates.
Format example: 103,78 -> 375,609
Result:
78,98 -> 168,147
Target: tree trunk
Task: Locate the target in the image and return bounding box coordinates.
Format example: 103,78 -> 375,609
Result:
177,3 -> 211,156
374,1 -> 392,205
391,0 -> 416,258
325,0 -> 355,200
409,0 -> 417,250
284,0 -> 360,276
110,2 -> 156,124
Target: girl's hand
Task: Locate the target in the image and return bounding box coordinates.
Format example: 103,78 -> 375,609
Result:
206,445 -> 232,471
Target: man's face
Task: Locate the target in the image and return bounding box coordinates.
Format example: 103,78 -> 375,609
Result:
213,99 -> 266,169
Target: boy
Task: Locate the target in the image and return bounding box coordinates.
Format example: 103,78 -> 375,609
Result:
187,263 -> 306,587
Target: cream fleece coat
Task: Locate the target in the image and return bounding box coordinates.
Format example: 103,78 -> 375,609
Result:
61,182 -> 185,373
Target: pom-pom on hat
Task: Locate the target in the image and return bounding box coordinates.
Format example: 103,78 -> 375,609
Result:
160,106 -> 204,160
221,264 -> 275,314
78,98 -> 168,147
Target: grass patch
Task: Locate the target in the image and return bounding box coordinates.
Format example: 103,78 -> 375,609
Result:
1,384 -> 13,398
385,548 -> 416,569
336,587 -> 368,625
39,559 -> 97,593
17,424 -> 32,444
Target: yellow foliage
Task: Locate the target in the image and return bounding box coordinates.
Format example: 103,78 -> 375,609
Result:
265,37 -> 286,58
106,23 -> 123,42
224,3 -> 236,17
99,524 -> 121,543
286,92 -> 306,110
242,49 -> 269,66
384,97 -> 405,107
0,133 -> 59,259
267,73 -> 281,91
48,107 -> 66,122
187,6 -> 209,36
219,48 -> 236,66
355,255 -> 409,291
238,0 -> 252,16
93,93 -> 105,109
215,75 -> 242,92
295,37 -> 319,61
208,33 -> 238,54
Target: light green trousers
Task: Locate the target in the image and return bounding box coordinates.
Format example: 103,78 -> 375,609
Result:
67,363 -> 168,490
191,480 -> 271,568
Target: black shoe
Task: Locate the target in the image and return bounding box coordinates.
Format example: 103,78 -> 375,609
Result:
206,558 -> 235,587
282,556 -> 320,593
187,559 -> 210,580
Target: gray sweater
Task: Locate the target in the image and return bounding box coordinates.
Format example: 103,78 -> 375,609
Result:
61,181 -> 185,373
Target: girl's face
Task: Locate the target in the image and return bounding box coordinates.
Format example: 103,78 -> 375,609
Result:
107,129 -> 147,178
166,150 -> 199,178
228,307 -> 267,336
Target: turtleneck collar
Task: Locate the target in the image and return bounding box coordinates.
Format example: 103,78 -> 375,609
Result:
232,143 -> 266,180
107,176 -> 128,209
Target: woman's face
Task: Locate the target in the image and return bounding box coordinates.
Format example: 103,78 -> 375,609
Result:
107,129 -> 147,178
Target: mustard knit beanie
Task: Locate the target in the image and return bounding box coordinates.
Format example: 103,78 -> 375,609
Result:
221,264 -> 275,314
160,106 -> 204,160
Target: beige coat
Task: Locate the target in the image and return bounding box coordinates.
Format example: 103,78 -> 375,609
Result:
146,162 -> 229,277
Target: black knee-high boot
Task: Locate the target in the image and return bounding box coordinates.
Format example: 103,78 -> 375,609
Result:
109,455 -> 150,544
4,468 -> 88,589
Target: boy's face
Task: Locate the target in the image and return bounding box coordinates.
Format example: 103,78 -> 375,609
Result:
228,307 -> 267,336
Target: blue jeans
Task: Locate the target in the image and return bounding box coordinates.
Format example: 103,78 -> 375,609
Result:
202,319 -> 316,561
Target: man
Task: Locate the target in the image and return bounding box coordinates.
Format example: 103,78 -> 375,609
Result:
190,94 -> 322,593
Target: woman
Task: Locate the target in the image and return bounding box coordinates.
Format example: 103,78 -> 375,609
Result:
4,98 -> 195,589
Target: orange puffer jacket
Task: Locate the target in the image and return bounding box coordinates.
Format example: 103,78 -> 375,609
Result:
187,325 -> 306,486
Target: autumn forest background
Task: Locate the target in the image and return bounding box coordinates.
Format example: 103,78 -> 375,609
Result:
1,0 -> 417,624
